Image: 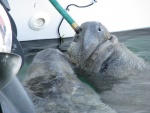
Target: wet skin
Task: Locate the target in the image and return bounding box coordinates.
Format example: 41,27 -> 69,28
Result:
68,21 -> 150,113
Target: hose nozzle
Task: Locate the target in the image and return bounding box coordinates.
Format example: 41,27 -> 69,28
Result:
49,0 -> 81,34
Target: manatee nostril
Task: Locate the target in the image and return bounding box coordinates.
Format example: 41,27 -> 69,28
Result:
98,27 -> 101,31
73,35 -> 79,42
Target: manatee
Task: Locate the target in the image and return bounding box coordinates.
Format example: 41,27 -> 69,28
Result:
68,21 -> 150,113
24,48 -> 117,113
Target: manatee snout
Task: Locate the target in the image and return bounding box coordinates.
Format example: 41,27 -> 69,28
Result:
68,21 -> 150,113
69,21 -> 146,76
68,21 -> 118,72
73,21 -> 111,44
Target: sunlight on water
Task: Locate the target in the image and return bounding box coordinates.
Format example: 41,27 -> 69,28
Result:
123,36 -> 150,62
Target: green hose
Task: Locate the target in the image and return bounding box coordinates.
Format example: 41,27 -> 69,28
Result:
49,0 -> 81,33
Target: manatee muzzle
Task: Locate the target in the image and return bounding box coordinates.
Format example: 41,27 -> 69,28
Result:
81,35 -> 118,72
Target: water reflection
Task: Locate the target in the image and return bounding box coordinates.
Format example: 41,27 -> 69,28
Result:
124,36 -> 150,62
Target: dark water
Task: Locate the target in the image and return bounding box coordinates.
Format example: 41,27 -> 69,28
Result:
17,63 -> 29,81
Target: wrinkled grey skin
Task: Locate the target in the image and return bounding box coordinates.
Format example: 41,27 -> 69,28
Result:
24,48 -> 117,113
68,21 -> 150,113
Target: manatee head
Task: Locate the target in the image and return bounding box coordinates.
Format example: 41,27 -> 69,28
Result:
68,21 -> 118,72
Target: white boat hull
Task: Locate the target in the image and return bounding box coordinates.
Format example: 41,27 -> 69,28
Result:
8,0 -> 150,41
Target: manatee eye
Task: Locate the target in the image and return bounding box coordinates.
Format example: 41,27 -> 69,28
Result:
98,22 -> 102,31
